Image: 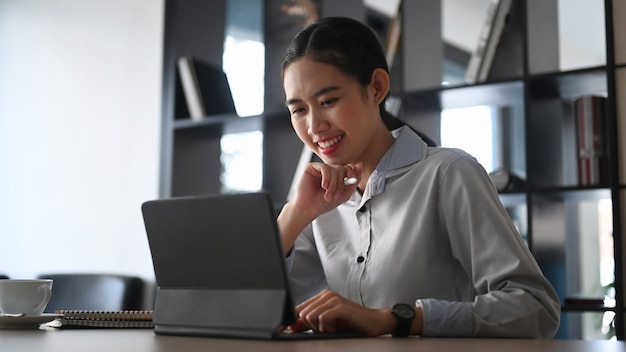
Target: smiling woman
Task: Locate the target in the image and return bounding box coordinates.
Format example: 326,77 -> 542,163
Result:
275,16 -> 560,338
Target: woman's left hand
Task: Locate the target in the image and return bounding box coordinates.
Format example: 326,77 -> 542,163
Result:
287,289 -> 397,337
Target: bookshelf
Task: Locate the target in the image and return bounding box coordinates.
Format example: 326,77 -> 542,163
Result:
159,0 -> 625,340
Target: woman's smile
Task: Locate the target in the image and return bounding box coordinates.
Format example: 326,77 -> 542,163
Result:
316,134 -> 344,154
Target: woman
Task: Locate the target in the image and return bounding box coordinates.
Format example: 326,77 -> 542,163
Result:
277,16 -> 560,338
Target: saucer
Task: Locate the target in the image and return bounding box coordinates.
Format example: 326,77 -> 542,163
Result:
0,313 -> 63,329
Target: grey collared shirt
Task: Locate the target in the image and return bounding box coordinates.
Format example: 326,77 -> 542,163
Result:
286,126 -> 560,338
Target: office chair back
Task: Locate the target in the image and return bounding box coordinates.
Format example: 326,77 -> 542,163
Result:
37,273 -> 144,313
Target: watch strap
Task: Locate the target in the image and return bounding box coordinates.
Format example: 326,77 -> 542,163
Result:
391,303 -> 415,337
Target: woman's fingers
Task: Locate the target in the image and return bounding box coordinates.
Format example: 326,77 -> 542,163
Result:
312,164 -> 359,201
293,290 -> 358,333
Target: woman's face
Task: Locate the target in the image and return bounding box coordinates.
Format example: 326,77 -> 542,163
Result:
283,56 -> 384,167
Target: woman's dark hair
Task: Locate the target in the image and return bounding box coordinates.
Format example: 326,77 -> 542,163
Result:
282,17 -> 436,147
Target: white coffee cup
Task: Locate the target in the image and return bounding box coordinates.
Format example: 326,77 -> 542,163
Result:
0,279 -> 53,315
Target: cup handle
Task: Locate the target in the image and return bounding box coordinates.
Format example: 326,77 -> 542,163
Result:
34,284 -> 52,313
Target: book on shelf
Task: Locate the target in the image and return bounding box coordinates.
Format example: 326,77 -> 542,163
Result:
176,56 -> 236,121
53,309 -> 154,329
484,0 -> 523,81
465,0 -> 513,83
575,95 -> 608,186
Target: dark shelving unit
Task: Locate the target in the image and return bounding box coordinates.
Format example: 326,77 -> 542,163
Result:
159,0 -> 625,340
387,0 -> 625,340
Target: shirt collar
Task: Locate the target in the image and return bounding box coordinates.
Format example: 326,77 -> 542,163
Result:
350,126 -> 427,202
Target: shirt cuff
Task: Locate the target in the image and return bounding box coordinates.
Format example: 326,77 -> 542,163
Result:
417,299 -> 473,337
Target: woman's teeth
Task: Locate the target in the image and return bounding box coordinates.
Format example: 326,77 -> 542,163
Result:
318,135 -> 342,148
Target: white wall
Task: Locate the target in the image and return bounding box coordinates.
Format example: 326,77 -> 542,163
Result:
0,0 -> 163,282
559,0 -> 606,71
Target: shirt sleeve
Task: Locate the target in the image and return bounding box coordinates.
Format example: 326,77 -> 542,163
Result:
426,153 -> 560,338
417,299 -> 473,337
285,224 -> 329,304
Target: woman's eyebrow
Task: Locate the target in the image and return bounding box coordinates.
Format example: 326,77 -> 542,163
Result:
285,86 -> 340,106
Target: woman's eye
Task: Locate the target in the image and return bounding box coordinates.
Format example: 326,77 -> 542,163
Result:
321,98 -> 338,107
290,107 -> 305,116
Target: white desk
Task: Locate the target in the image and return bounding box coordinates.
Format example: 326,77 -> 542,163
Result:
1,328 -> 625,352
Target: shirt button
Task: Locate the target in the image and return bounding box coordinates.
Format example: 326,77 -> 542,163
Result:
356,256 -> 365,263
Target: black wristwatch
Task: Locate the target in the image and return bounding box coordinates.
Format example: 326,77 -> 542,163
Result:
391,303 -> 416,337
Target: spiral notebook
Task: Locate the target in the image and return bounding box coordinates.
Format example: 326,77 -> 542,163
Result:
54,310 -> 154,329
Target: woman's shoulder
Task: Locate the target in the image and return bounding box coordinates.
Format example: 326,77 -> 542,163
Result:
426,146 -> 478,165
420,146 -> 487,177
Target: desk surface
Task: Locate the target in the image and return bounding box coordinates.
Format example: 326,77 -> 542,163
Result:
1,328 -> 625,352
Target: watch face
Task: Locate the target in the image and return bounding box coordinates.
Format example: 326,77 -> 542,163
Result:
391,303 -> 415,337
392,303 -> 415,319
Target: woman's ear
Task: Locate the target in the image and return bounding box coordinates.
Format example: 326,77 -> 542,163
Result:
370,68 -> 390,103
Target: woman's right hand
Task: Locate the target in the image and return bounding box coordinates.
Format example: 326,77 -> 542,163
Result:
292,162 -> 361,217
277,162 -> 361,255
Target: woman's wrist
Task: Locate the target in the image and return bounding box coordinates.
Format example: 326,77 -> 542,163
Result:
411,304 -> 424,336
379,305 -> 423,336
378,308 -> 398,336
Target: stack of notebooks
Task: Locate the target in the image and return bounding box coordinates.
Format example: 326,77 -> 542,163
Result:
53,310 -> 154,329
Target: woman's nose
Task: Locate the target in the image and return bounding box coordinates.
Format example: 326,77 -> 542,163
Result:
307,110 -> 329,135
